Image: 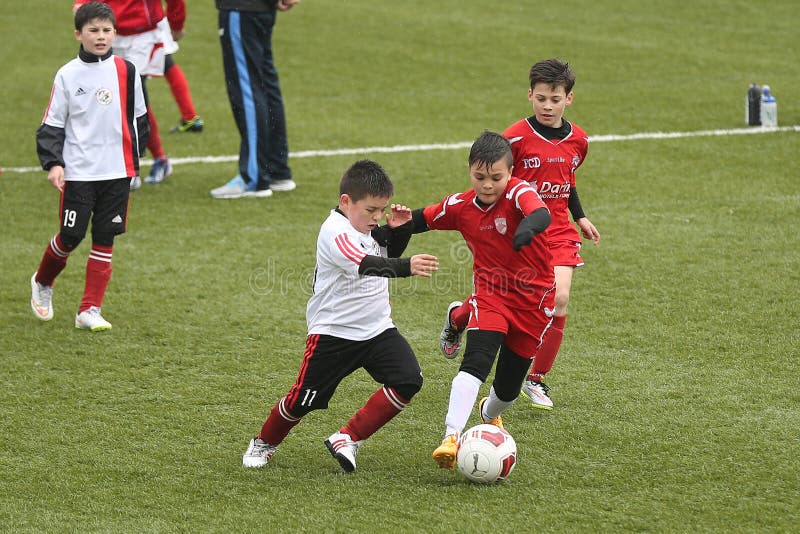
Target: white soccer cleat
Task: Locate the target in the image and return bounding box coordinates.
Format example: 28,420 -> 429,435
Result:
30,273 -> 54,321
325,431 -> 361,473
439,301 -> 464,359
521,379 -> 554,410
242,437 -> 277,468
74,306 -> 112,331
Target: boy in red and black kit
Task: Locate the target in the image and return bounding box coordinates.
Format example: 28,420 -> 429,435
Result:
440,59 -> 600,410
72,0 -> 197,187
31,1 -> 148,330
242,160 -> 438,472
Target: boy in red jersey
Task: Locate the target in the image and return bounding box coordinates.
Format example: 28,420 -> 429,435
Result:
440,59 -> 600,410
31,1 -> 148,330
409,131 -> 554,470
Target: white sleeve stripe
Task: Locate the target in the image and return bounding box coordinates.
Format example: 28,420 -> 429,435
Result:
335,233 -> 366,264
508,182 -> 536,210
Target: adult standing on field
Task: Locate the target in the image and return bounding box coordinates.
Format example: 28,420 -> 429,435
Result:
211,0 -> 299,199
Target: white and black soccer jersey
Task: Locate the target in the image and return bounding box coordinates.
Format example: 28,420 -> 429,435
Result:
307,209 -> 395,341
38,48 -> 147,181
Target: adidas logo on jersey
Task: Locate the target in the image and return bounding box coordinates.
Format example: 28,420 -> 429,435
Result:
75,87 -> 87,96
111,215 -> 123,224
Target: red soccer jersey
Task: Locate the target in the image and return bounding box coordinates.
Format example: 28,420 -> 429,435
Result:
422,177 -> 553,310
504,118 -> 589,242
73,0 -> 186,34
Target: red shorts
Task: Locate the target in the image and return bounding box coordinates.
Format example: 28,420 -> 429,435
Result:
465,289 -> 555,358
549,239 -> 584,267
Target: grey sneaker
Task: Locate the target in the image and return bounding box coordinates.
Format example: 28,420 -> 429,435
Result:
30,273 -> 53,321
74,306 -> 112,331
242,437 -> 277,468
210,175 -> 272,199
325,431 -> 361,473
270,179 -> 296,192
520,379 -> 553,410
439,301 -> 464,359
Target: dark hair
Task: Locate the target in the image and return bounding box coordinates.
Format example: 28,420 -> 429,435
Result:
75,1 -> 116,31
339,160 -> 394,201
529,58 -> 575,93
468,131 -> 513,171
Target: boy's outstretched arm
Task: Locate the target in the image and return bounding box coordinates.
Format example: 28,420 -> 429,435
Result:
410,208 -> 430,233
513,207 -> 551,251
359,253 -> 438,278
371,204 -> 414,257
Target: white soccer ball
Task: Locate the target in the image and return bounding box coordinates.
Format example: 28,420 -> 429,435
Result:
456,424 -> 517,484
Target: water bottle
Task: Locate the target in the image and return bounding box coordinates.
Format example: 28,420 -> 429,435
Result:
760,85 -> 778,127
746,83 -> 761,125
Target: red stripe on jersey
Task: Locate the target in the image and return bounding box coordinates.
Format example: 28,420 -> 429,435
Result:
114,56 -> 136,177
286,334 -> 319,409
42,83 -> 57,123
335,233 -> 366,265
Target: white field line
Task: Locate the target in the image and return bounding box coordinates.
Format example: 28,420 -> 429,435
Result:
3,125 -> 798,174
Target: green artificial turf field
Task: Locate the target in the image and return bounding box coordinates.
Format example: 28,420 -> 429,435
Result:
1,1 -> 798,532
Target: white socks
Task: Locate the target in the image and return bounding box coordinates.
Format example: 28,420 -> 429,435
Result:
444,371 -> 483,437
482,386 -> 516,421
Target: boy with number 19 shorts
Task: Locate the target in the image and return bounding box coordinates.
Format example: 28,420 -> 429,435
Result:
31,1 -> 148,331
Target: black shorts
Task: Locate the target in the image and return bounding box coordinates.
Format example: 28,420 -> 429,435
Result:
283,328 -> 422,416
60,179 -> 130,240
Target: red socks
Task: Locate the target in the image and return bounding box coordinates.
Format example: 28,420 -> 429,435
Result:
257,387 -> 410,446
35,234 -> 72,286
530,315 -> 567,380
165,64 -> 197,122
258,397 -> 302,446
450,300 -> 472,331
145,106 -> 165,160
79,245 -> 112,312
341,387 -> 409,442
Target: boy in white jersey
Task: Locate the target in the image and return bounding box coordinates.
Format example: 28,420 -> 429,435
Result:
30,2 -> 149,331
242,160 -> 439,472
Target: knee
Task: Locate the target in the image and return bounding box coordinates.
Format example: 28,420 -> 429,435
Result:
459,351 -> 495,383
392,374 -> 423,401
91,232 -> 115,247
59,231 -> 84,250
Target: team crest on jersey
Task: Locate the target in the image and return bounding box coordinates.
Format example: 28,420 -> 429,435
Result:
494,217 -> 507,235
571,154 -> 581,171
95,88 -> 113,106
